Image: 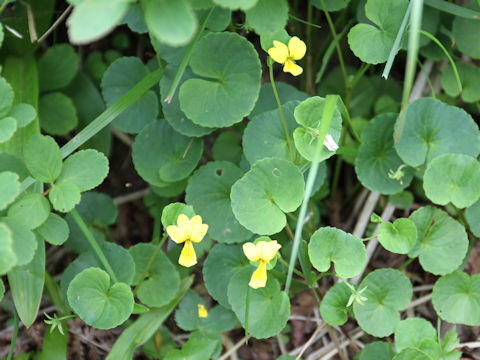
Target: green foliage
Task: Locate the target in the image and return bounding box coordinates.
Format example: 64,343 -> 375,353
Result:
319,281 -> 352,326
378,218 -> 417,254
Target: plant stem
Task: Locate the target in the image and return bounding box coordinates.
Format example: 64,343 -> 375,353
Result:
6,310 -> 19,360
398,257 -> 415,271
70,209 -> 118,283
278,256 -> 305,278
268,61 -> 295,162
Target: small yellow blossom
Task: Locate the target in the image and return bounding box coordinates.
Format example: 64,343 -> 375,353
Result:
166,214 -> 208,267
198,304 -> 208,318
242,240 -> 282,289
268,36 -> 307,76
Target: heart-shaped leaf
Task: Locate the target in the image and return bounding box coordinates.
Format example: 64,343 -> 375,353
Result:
452,1 -> 480,59
394,318 -> 436,352
378,218 -> 417,254
245,0 -> 288,35
319,281 -> 352,326
441,62 -> 480,103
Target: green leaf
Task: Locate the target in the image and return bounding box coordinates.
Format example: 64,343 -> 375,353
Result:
441,62 -> 480,103
67,0 -> 130,45
203,244 -> 249,308
378,218 -> 417,254
356,113 -> 413,194
394,318 -> 436,352
67,267 -> 134,329
319,282 -> 352,326
186,161 -> 253,243
179,32 -> 261,127
57,149 -> 109,192
129,243 -> 180,307
348,0 -> 409,64
394,98 -> 480,167
9,103 -> 36,128
213,0 -> 258,10
161,202 -> 196,230
2,218 -> 37,266
230,158 -> 304,235
101,57 -> 159,133
311,0 -> 351,11
393,348 -> 433,360
452,1 -> 480,59
308,227 -> 367,278
409,206 -> 468,275
49,181 -> 82,213
0,23 -> 3,48
144,0 -> 197,46
38,44 -> 79,92
164,331 -> 221,360
466,198 -> 480,237
0,77 -> 14,118
293,96 -> 342,162
24,134 -> 63,184
0,117 -> 17,143
0,222 -> 16,274
39,92 -> 78,136
37,325 -> 68,360
0,278 -> 4,302
8,193 -> 50,229
122,2 -> 148,33
432,271 -> 480,326
353,269 -> 412,337
132,120 -> 203,186
245,0 -> 288,35
243,101 -> 300,165
359,342 -> 395,360
227,267 -> 290,339
35,213 -> 70,246
0,171 -> 20,210
212,131 -> 242,163
423,154 -> 480,208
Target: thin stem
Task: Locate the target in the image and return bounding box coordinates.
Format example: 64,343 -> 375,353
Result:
398,257 -> 415,271
151,216 -> 162,244
278,256 -> 305,278
6,310 -> 19,360
70,209 -> 118,283
134,233 -> 168,295
437,318 -> 443,352
245,284 -> 251,344
37,4 -> 73,43
288,14 -> 322,29
285,222 -> 295,241
268,61 -> 295,162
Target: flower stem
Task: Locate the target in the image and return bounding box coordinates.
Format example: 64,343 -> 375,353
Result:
278,256 -> 305,278
6,310 -> 19,360
268,61 -> 295,162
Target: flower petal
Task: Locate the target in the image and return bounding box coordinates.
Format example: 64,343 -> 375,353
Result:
190,215 -> 203,227
198,304 -> 208,318
178,240 -> 197,267
288,36 -> 306,60
177,214 -> 191,238
257,240 -> 281,263
191,223 -> 208,243
283,59 -> 303,76
268,40 -> 289,64
249,262 -> 267,289
243,242 -> 260,262
166,225 -> 186,243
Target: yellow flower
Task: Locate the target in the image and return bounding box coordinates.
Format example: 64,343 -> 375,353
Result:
267,37 -> 307,76
198,304 -> 208,318
242,240 -> 282,289
166,214 -> 208,267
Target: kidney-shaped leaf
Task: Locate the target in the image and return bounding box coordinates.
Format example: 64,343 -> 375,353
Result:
378,218 -> 417,254
230,158 -> 304,235
320,281 -> 352,326
394,318 -> 436,353
441,62 -> 480,103
67,267 -> 134,329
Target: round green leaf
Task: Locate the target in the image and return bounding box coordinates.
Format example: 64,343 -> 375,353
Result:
129,243 -> 180,307
49,181 -> 82,213
67,267 -> 134,329
243,101 -> 300,165
151,180 -> 187,198
378,218 -> 417,254
441,62 -> 480,103
452,1 -> 480,59
227,267 -> 290,339
394,98 -> 480,167
245,0 -> 288,35
145,0 -> 197,46
203,244 -> 249,308
423,154 -> 480,208
161,202 -> 195,230
230,158 -> 304,235
24,134 -> 63,184
432,271 -> 480,326
186,161 -> 252,243
212,131 -> 242,163
57,149 -> 109,192
308,227 -> 367,278
348,0 -> 409,64
319,282 -> 352,326
35,213 -> 69,246
160,64 -> 215,137
0,222 -> 17,274
0,77 -> 14,118
38,44 -> 79,92
353,269 -> 412,337
101,57 -> 159,133
409,206 -> 468,276
250,82 -> 308,118
293,96 -> 343,162
394,318 -> 436,353
356,113 -> 413,195
2,218 -> 37,266
39,92 -> 78,136
0,117 -> 17,143
67,0 -> 129,45
132,120 -> 203,186
359,341 -> 395,360
213,0 -> 258,10
9,103 -> 36,128
179,32 -> 261,128
466,199 -> 480,238
0,171 -> 20,211
7,193 -> 50,229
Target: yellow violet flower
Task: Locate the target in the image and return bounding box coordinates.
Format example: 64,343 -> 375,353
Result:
242,240 -> 282,289
166,214 -> 208,267
198,304 -> 208,318
268,36 -> 307,76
